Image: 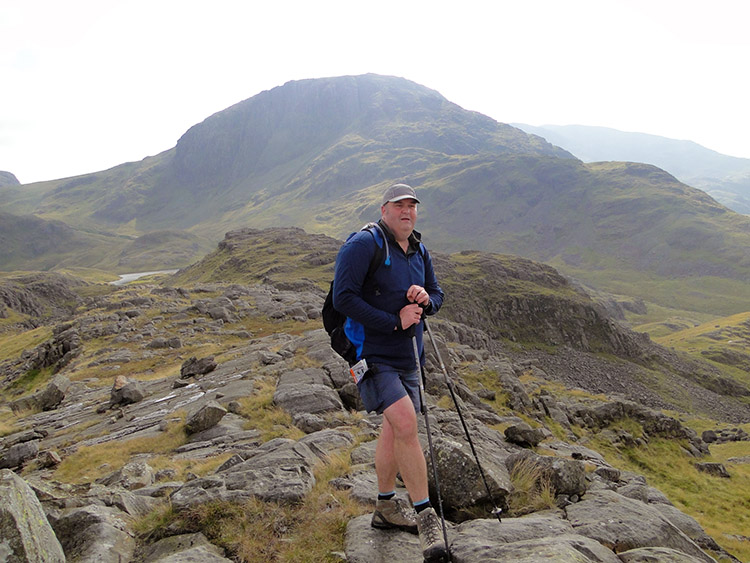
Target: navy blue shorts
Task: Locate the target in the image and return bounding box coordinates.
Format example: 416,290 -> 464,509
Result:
357,363 -> 421,415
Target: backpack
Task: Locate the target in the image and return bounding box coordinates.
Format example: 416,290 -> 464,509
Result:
322,223 -> 389,366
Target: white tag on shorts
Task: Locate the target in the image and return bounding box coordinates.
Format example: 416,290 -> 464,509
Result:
349,358 -> 368,384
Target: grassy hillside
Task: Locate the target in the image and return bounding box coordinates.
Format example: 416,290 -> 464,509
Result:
650,312 -> 750,387
0,210 -> 212,274
0,211 -> 125,271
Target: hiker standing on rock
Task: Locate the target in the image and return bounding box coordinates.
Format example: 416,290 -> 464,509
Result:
333,183 -> 448,562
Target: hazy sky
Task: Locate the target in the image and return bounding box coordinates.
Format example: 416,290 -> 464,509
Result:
2,0 -> 749,184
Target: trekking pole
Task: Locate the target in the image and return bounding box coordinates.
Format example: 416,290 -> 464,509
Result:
423,317 -> 503,523
411,331 -> 452,561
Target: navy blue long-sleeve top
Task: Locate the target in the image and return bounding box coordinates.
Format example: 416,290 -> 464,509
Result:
332,222 -> 444,370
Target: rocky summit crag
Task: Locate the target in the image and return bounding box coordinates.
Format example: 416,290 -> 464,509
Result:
0,227 -> 748,562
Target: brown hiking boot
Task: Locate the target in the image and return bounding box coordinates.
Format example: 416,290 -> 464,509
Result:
416,507 -> 449,562
370,497 -> 418,534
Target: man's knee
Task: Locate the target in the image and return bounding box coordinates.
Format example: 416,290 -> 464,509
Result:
384,397 -> 418,438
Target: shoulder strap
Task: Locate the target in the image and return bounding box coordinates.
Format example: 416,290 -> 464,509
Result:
361,222 -> 388,281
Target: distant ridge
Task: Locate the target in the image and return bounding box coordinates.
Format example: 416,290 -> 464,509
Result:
513,123 -> 750,214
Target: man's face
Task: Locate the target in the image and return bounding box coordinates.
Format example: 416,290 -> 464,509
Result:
381,198 -> 418,241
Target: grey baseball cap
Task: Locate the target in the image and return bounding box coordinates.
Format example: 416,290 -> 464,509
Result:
382,183 -> 420,205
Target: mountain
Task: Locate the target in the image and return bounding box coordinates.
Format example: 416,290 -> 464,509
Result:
3,74 -> 750,318
513,124 -> 750,214
1,74 -> 570,238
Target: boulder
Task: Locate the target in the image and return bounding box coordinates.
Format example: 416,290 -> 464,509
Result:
37,449 -> 63,468
504,422 -> 545,447
180,356 -> 217,378
694,462 -> 730,478
97,460 -> 155,490
427,436 -> 512,515
273,371 -> 344,417
109,490 -> 161,518
37,374 -> 71,410
51,504 -> 135,563
293,412 -> 328,433
110,375 -> 145,406
170,439 -> 319,510
0,469 -> 66,562
0,440 -> 39,469
185,400 -> 227,434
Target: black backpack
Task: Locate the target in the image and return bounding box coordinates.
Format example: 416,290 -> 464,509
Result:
322,223 -> 389,366
322,222 -> 426,366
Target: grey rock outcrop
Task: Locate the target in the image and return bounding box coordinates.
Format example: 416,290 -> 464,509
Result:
0,469 -> 66,562
273,368 -> 345,416
565,490 -> 715,562
695,462 -> 731,478
170,438 -> 319,510
427,435 -> 512,516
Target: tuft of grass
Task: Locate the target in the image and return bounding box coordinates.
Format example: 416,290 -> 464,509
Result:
235,378 -> 305,442
506,457 -> 556,516
132,501 -> 176,539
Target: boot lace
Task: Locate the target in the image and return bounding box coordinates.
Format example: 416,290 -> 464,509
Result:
420,510 -> 441,546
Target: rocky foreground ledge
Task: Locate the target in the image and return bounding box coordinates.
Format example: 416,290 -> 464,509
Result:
0,281 -> 745,562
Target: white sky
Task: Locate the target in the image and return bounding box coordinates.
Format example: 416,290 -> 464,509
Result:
2,0 -> 749,184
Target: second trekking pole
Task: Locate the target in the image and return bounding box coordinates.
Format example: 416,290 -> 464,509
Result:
422,317 -> 503,523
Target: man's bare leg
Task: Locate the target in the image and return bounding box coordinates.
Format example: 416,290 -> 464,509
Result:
375,395 -> 428,501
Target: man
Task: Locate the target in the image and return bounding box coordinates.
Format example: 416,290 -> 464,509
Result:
333,183 -> 448,562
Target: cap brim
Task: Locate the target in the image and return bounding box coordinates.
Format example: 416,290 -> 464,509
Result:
386,195 -> 421,204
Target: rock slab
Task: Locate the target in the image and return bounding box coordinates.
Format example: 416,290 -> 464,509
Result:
0,468 -> 66,562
